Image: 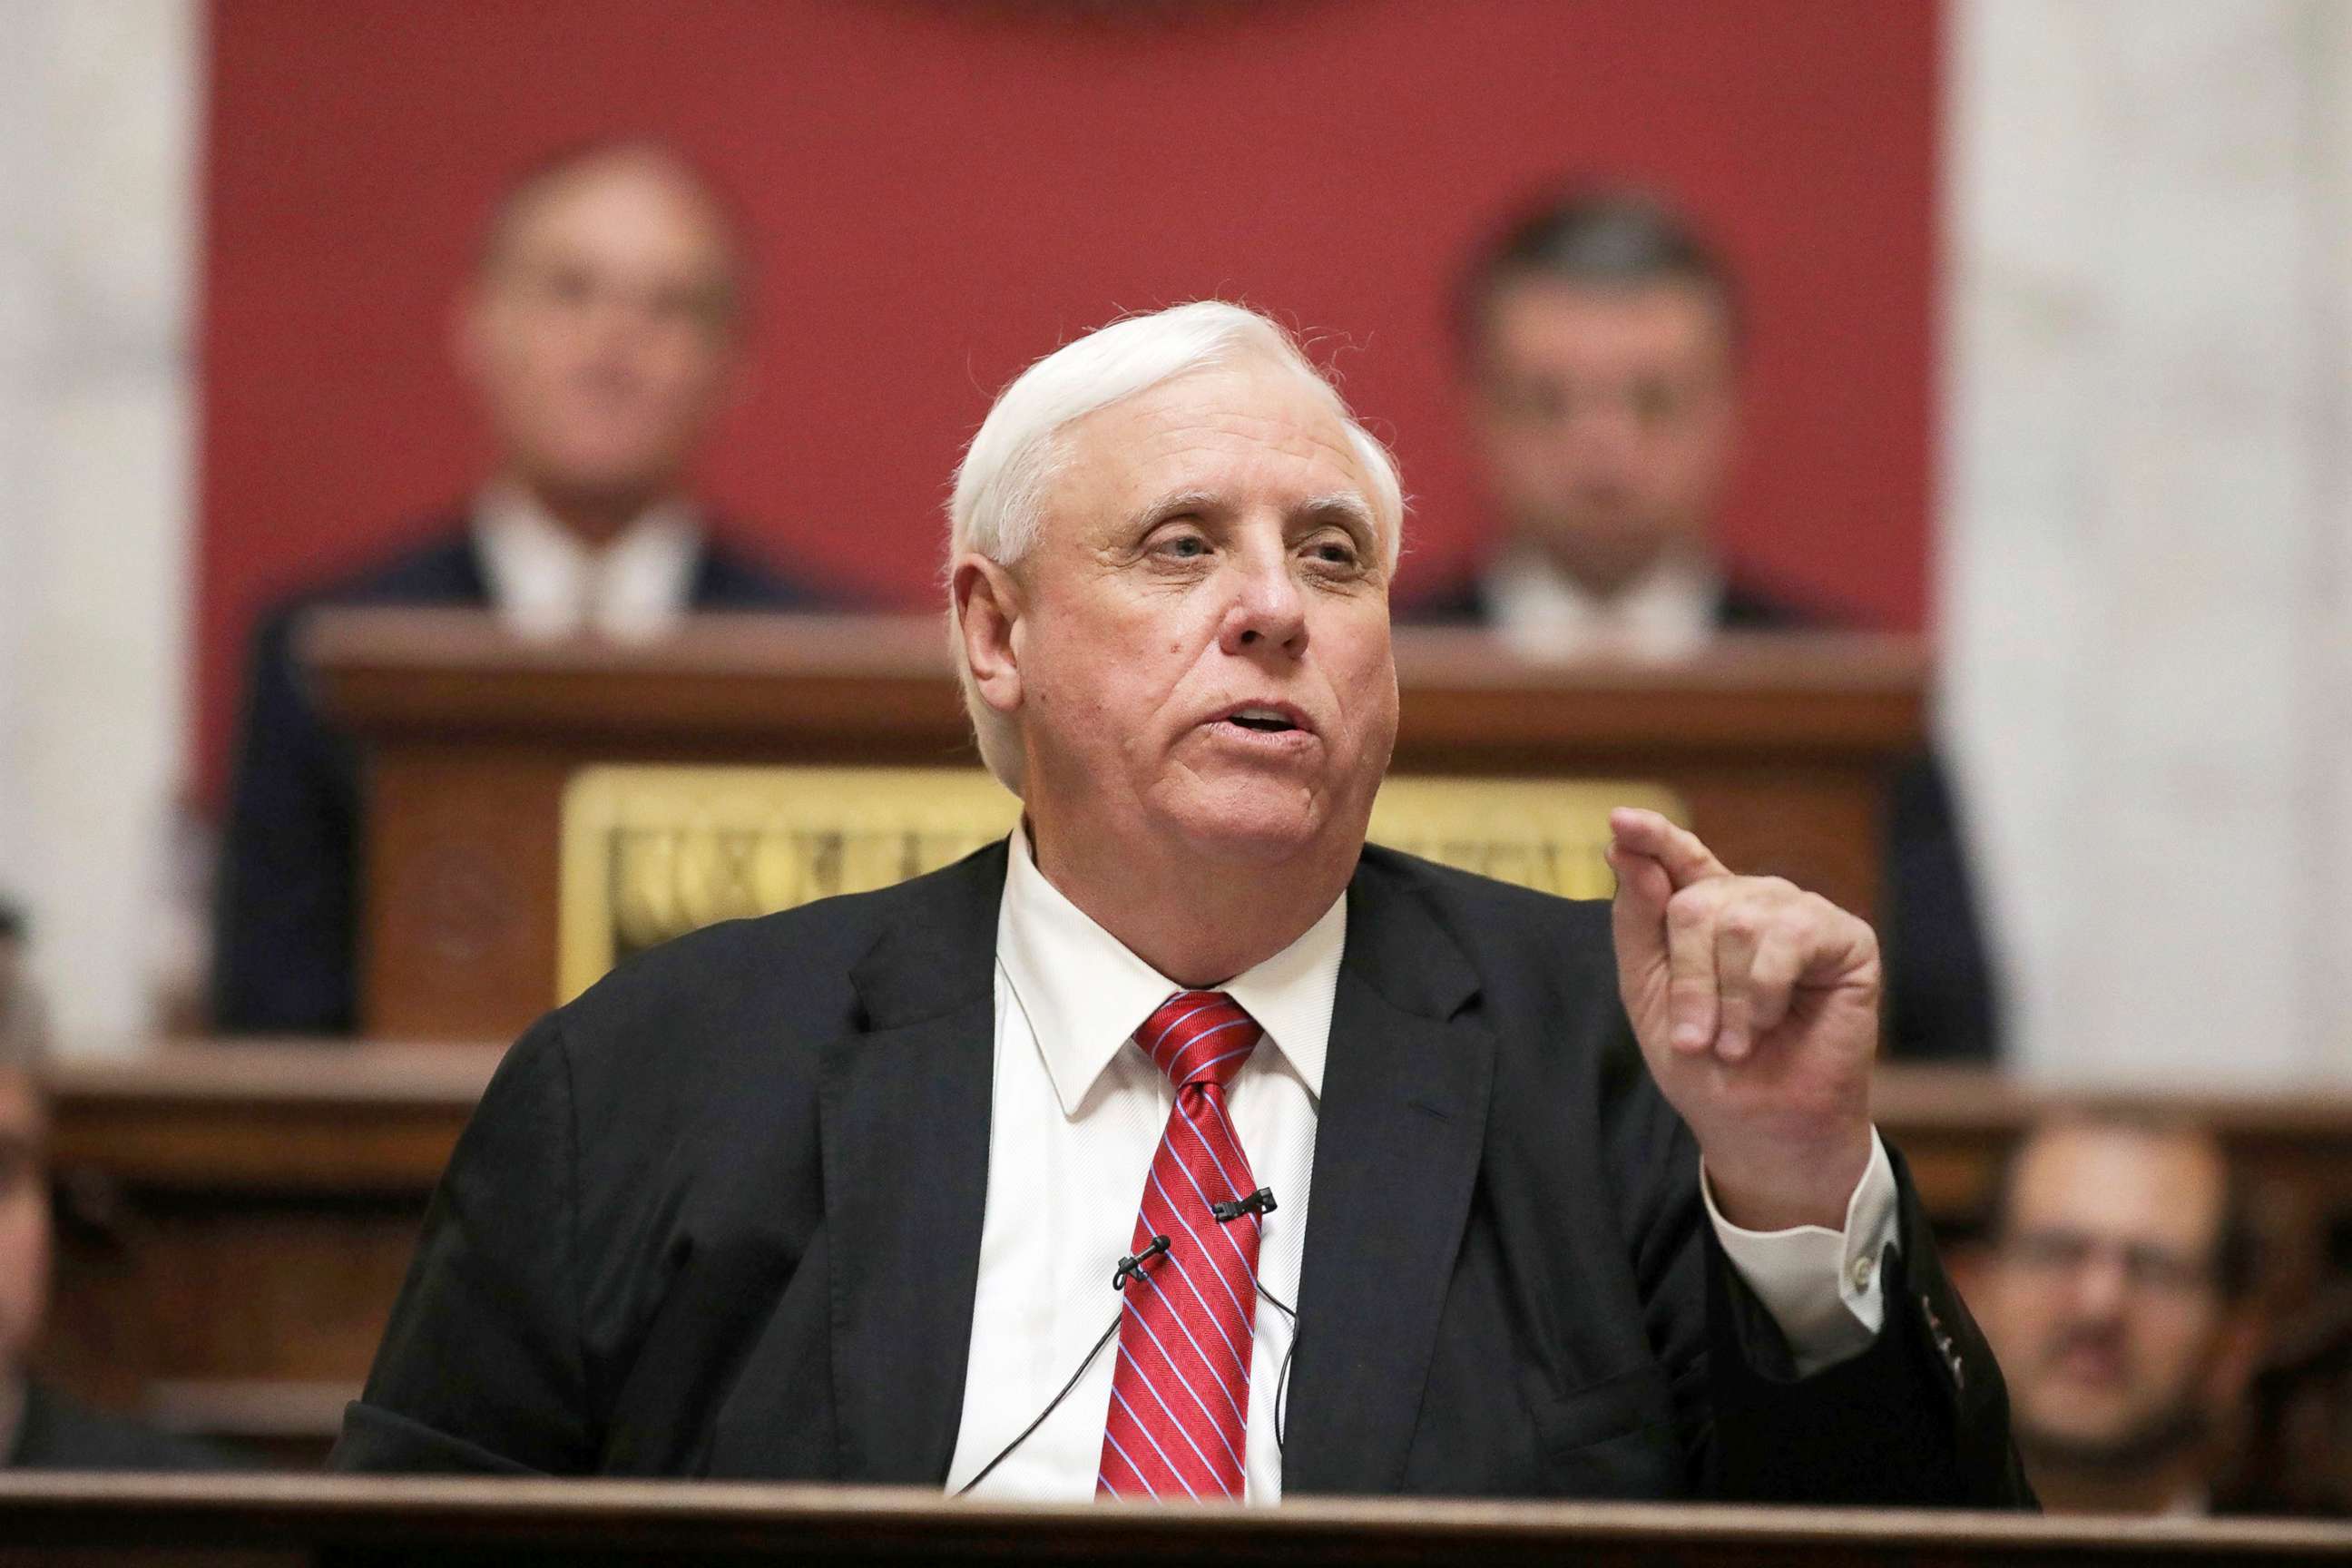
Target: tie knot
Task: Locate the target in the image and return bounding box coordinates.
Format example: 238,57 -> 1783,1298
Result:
1137,990 -> 1262,1091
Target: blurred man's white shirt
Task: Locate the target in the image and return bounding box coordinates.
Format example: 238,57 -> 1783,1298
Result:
1481,545 -> 1720,662
473,483 -> 701,642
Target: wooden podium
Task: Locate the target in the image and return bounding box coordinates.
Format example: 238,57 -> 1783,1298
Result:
306,609 -> 1928,1041
39,1047 -> 2352,1464
3,1475 -> 2350,1565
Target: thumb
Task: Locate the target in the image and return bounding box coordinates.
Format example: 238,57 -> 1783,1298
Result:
1606,840 -> 1674,984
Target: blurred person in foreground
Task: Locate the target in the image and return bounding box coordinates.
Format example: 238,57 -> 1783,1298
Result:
214,139 -> 830,1036
0,901 -> 235,1468
1415,188 -> 1998,1063
1969,1111 -> 2263,1514
334,302 -> 2027,1505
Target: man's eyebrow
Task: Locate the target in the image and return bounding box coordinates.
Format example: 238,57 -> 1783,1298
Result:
1123,487 -> 1379,538
1297,493 -> 1378,534
1129,488 -> 1221,527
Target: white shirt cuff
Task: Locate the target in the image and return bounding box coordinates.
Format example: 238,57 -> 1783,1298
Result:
1700,1129 -> 1897,1378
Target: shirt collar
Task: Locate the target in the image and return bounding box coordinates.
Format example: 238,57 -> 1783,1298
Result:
1481,543 -> 1721,660
471,481 -> 701,641
996,822 -> 1344,1119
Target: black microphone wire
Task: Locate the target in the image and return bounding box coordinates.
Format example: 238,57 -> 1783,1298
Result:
1213,1192 -> 1300,1455
957,1199 -> 1303,1491
957,1234 -> 1173,1495
1251,1276 -> 1299,1453
955,1310 -> 1121,1497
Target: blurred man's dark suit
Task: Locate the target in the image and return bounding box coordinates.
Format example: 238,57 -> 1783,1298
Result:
8,1381 -> 240,1471
212,524 -> 823,1035
1406,576 -> 2000,1064
332,840 -> 2029,1505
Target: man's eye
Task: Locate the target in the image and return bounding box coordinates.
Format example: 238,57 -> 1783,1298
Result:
1509,382 -> 1569,423
546,269 -> 589,298
1156,534 -> 1210,559
1308,537 -> 1362,567
1631,382 -> 1684,424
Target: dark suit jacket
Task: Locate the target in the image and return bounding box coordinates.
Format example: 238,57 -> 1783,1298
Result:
333,842 -> 2028,1504
8,1380 -> 241,1471
211,524 -> 828,1034
1403,574 -> 2000,1063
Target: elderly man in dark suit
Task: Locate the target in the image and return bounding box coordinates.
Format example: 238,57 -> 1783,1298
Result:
335,302 -> 2028,1506
212,140 -> 825,1036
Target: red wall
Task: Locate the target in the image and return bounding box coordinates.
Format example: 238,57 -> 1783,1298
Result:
197,0 -> 1939,802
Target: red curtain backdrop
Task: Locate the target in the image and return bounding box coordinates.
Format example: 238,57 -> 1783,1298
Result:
196,0 -> 1939,802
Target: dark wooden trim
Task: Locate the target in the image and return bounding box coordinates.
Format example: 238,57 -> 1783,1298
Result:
0,1476 -> 2347,1564
44,1045 -> 500,1191
303,609 -> 1929,761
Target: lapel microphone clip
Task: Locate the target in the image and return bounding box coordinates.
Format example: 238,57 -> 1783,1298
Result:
1210,1187 -> 1279,1224
1112,1234 -> 1172,1290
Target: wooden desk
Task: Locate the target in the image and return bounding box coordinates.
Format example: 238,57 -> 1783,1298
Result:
1874,1070 -> 2352,1301
34,1052 -> 2352,1465
1,1476 -> 2348,1565
36,1045 -> 496,1456
306,609 -> 1928,1041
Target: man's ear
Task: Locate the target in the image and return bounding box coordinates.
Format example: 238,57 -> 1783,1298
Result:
953,553 -> 1024,717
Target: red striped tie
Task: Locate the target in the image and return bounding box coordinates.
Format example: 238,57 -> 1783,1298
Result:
1097,990 -> 1264,1501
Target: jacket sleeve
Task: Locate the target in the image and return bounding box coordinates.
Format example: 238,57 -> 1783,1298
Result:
331,1014 -> 594,1474
1609,1024 -> 2029,1508
211,606 -> 361,1034
1700,1142 -> 2035,1506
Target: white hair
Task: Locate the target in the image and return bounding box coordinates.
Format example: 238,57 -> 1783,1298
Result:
946,300 -> 1404,794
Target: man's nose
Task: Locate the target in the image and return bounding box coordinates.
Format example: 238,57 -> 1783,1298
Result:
1564,408 -> 1642,472
1218,552 -> 1308,657
570,282 -> 649,346
2070,1251 -> 2135,1316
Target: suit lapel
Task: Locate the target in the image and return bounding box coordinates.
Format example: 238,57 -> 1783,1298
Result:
819,843 -> 1005,1485
447,530 -> 495,602
1283,854 -> 1495,1494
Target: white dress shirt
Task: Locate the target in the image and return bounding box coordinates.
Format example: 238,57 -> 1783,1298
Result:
1482,545 -> 1723,662
945,826 -> 1896,1504
471,484 -> 702,642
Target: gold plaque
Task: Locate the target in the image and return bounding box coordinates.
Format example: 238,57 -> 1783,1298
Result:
1366,775 -> 1685,901
558,765 -> 1682,1004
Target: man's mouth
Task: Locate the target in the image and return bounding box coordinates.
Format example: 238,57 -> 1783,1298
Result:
1226,707 -> 1298,734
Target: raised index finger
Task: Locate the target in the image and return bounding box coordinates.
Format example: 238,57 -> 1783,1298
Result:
1608,808 -> 1731,892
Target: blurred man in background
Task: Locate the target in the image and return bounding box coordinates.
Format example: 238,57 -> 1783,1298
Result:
1,905 -> 233,1467
214,139 -> 829,1035
0,903 -> 45,1071
1416,188 -> 1997,1062
1970,1111 -> 2264,1514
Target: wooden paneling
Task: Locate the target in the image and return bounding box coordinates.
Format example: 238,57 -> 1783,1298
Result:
306,610 -> 1927,1041
1873,1069 -> 2352,1303
35,1047 -> 493,1441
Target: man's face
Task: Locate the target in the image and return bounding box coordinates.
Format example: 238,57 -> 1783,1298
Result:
0,1071 -> 49,1377
456,158 -> 740,517
1468,278 -> 1737,593
1976,1125 -> 2248,1467
1009,358 -> 1398,872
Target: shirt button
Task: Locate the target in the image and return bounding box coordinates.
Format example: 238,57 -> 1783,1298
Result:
1848,1256 -> 1875,1291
